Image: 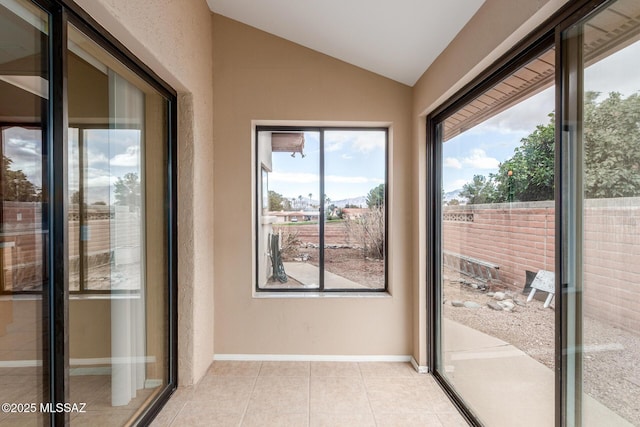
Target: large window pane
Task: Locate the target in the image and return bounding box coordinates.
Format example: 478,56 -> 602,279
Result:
0,1 -> 48,425
67,25 -> 169,424
324,130 -> 386,290
438,48 -> 556,426
564,1 -> 640,425
257,130 -> 320,290
256,127 -> 387,292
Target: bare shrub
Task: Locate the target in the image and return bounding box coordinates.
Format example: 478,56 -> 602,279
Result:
278,228 -> 302,259
343,207 -> 385,259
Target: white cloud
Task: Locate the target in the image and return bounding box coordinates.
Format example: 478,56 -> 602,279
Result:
352,135 -> 385,153
87,150 -> 109,166
444,179 -> 470,193
270,171 -> 382,185
461,148 -> 499,169
341,153 -> 353,160
270,172 -> 319,184
87,175 -> 117,187
325,141 -> 344,152
326,175 -> 384,184
444,157 -> 462,169
110,145 -> 140,167
326,131 -> 385,154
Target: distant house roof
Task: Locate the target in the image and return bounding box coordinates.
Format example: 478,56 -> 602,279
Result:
342,208 -> 368,217
269,211 -> 319,217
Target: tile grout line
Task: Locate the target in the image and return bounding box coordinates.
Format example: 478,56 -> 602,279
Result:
166,401 -> 188,427
307,362 -> 311,427
238,361 -> 262,426
359,362 -> 379,427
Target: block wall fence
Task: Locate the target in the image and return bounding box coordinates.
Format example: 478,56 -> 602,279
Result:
443,198 -> 640,333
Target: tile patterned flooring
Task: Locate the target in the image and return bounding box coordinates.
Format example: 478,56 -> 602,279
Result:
152,361 -> 468,427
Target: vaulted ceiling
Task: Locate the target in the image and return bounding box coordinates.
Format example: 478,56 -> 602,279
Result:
207,0 -> 485,86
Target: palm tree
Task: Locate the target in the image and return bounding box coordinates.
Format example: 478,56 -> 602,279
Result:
298,195 -> 303,209
308,193 -> 313,208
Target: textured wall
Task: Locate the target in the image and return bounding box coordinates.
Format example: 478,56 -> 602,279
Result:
73,0 -> 215,385
212,14 -> 413,357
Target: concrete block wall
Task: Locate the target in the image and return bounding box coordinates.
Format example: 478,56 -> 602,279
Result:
583,198 -> 640,333
443,201 -> 555,290
443,198 -> 640,333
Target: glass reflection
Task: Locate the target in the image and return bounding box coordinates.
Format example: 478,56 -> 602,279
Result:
0,0 -> 48,425
67,25 -> 168,424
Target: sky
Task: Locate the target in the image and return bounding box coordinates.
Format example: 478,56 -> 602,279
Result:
68,128 -> 142,204
268,130 -> 386,203
2,126 -> 141,205
442,40 -> 640,194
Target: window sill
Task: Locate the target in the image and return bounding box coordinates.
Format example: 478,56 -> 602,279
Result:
252,291 -> 391,299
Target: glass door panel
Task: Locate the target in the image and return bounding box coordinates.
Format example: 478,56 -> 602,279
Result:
563,1 -> 640,425
436,47 -> 557,426
0,1 -> 48,425
67,25 -> 169,424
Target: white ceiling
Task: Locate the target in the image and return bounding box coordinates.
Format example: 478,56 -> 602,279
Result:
207,0 -> 485,86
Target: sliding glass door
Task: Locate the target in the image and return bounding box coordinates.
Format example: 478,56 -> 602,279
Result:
434,44 -> 557,426
66,24 -> 172,425
561,1 -> 640,425
430,1 -> 640,425
0,0 -> 176,425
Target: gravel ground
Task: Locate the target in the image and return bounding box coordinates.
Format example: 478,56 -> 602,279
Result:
443,273 -> 640,425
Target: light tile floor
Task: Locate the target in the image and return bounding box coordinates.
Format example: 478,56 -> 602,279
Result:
151,361 -> 468,427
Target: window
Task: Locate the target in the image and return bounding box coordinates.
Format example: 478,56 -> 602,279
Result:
0,0 -> 177,425
428,0 -> 640,425
256,126 -> 387,292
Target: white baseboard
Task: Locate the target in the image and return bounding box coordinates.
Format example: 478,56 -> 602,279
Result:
213,354 -> 412,363
145,379 -> 163,388
70,366 -> 111,376
410,356 -> 429,374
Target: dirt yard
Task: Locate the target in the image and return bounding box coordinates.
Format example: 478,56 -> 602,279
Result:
275,221 -> 385,289
443,271 -> 640,425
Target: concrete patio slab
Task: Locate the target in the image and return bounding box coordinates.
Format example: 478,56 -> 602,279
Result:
283,262 -> 369,290
442,318 -> 633,426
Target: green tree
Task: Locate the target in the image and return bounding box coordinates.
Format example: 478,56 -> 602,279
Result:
114,172 -> 140,208
462,91 -> 640,204
459,174 -> 497,204
268,190 -> 290,211
492,114 -> 555,202
366,184 -> 385,209
584,91 -> 640,198
1,156 -> 40,201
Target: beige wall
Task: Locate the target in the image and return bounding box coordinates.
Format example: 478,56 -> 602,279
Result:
410,0 -> 569,366
73,0 -> 215,385
212,14 -> 413,356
